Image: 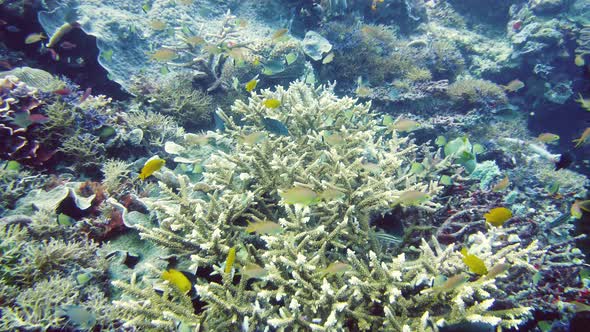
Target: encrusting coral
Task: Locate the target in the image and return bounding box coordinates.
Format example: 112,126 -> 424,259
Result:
112,82 -> 537,331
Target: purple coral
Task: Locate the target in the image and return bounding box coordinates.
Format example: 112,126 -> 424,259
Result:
0,76 -> 55,166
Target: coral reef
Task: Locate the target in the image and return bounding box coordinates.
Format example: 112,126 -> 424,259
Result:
111,82 -> 547,330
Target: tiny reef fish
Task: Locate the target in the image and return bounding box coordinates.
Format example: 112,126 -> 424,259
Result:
279,186 -> 319,205
502,79 -> 525,92
484,207 -> 512,227
391,118 -> 420,132
245,220 -> 283,234
25,32 -> 45,44
576,93 -> 590,112
242,263 -> 268,279
536,133 -> 560,144
271,28 -> 288,40
460,248 -> 487,276
491,176 -> 510,192
321,261 -> 351,275
573,127 -> 590,148
571,200 -> 590,219
245,78 -> 258,92
263,99 -> 281,108
225,247 -> 236,274
161,269 -> 192,293
139,158 -> 165,180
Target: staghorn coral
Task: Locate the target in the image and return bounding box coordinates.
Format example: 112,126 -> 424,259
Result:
129,72 -> 213,128
113,82 -> 535,330
0,218 -> 117,330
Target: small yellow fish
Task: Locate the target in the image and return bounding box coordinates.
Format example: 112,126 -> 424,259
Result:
573,127 -> 590,147
239,132 -> 266,145
321,261 -> 351,275
150,48 -> 177,62
502,79 -> 525,92
271,28 -> 288,40
184,133 -> 210,146
461,248 -> 488,276
392,118 -> 420,132
242,263 -> 268,279
252,57 -> 261,66
245,220 -> 283,234
432,273 -> 468,294
536,133 -> 560,144
484,263 -> 510,279
139,158 -> 165,180
576,93 -> 590,112
484,207 -> 512,227
575,54 -> 585,67
571,200 -> 590,219
322,52 -> 334,64
149,19 -> 167,31
225,247 -> 236,274
263,99 -> 281,108
161,269 -> 192,293
323,132 -> 346,146
279,186 -> 319,205
203,44 -> 222,55
319,188 -> 346,201
25,32 -> 46,44
245,78 -> 258,92
491,176 -> 510,192
185,35 -> 205,47
570,301 -> 590,313
360,162 -> 381,173
397,190 -> 429,206
355,86 -> 372,97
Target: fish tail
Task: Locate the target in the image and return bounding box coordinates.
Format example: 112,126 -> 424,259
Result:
573,138 -> 582,148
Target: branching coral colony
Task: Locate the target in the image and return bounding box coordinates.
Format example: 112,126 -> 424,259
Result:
114,82 -> 539,331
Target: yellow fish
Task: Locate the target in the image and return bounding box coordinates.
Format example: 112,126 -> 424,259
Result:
322,52 -> 334,64
245,78 -> 258,92
161,269 -> 192,293
392,118 -> 420,132
491,176 -> 509,192
149,20 -> 167,31
397,190 -> 429,206
323,132 -> 346,146
242,263 -> 268,279
431,273 -> 468,294
536,133 -> 560,144
321,261 -> 350,275
484,263 -> 510,279
271,28 -> 288,40
245,220 -> 283,234
185,35 -> 205,47
225,247 -> 236,274
571,200 -> 590,219
263,99 -> 281,108
150,48 -> 177,62
25,32 -> 46,44
573,127 -> 590,147
239,132 -> 266,145
461,248 -> 488,276
502,79 -> 525,92
139,158 -> 165,180
279,186 -> 319,205
576,93 -> 590,112
484,207 -> 512,227
575,54 -> 585,67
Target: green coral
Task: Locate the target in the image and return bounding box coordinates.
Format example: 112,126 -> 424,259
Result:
447,78 -> 507,107
131,72 -> 213,128
0,215 -> 117,330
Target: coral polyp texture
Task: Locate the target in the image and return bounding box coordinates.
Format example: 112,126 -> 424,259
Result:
112,82 -> 536,331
